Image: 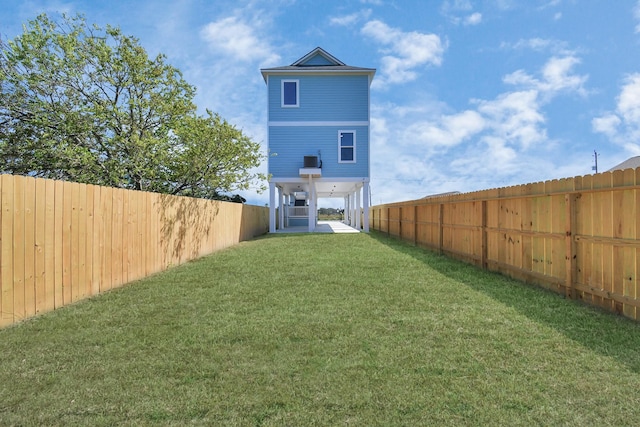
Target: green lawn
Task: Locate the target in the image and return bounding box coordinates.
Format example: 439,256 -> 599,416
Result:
1,232 -> 640,426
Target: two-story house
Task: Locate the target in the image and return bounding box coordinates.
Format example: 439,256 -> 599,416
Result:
261,47 -> 375,232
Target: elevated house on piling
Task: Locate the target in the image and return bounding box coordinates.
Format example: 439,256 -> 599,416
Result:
261,47 -> 375,232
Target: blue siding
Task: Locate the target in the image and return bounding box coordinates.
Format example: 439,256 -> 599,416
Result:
303,54 -> 334,66
269,126 -> 369,178
268,75 -> 370,122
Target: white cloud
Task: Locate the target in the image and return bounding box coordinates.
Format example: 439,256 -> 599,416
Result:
541,56 -> 587,94
502,38 -> 571,55
403,110 -> 485,149
540,0 -> 562,9
361,20 -> 445,86
441,0 -> 473,13
330,9 -> 372,26
441,0 -> 482,26
464,12 -> 482,25
592,114 -> 621,137
475,90 -> 547,149
617,73 -> 640,123
503,55 -> 588,98
200,16 -> 279,65
593,73 -> 640,153
368,52 -> 591,203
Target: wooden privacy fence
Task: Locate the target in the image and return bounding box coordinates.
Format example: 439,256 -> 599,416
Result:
0,174 -> 269,328
370,168 -> 640,321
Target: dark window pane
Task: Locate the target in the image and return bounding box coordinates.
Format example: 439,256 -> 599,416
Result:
340,132 -> 353,147
341,147 -> 354,161
283,81 -> 297,105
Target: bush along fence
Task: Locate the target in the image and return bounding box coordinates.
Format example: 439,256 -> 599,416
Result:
0,174 -> 269,328
370,168 -> 640,321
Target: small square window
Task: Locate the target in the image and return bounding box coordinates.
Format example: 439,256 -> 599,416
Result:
282,80 -> 299,107
339,131 -> 356,163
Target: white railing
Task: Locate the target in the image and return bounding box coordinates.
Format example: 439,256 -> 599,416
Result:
287,206 -> 309,217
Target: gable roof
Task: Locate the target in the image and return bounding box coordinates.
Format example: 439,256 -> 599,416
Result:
607,156 -> 640,172
260,47 -> 375,83
291,47 -> 345,66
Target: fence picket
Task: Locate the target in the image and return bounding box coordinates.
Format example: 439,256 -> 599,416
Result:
44,179 -> 55,313
24,177 -> 36,318
13,176 -> 26,321
35,178 -> 46,314
1,175 -> 14,326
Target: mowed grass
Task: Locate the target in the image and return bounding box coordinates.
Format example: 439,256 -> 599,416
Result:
1,232 -> 640,426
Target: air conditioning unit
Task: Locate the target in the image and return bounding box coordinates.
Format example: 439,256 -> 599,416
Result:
303,156 -> 319,168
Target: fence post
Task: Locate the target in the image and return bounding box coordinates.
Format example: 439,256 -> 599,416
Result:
565,193 -> 577,299
438,203 -> 444,254
414,205 -> 418,246
481,200 -> 488,269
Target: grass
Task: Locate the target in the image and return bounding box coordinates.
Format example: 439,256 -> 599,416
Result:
1,232 -> 640,426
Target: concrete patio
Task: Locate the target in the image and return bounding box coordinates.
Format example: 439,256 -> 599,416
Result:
274,220 -> 360,234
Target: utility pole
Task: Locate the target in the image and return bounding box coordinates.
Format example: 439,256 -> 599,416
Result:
592,150 -> 599,174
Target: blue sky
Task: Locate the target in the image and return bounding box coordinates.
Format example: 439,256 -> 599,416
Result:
3,0 -> 640,206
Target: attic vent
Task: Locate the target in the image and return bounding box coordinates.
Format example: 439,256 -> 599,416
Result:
304,156 -> 319,168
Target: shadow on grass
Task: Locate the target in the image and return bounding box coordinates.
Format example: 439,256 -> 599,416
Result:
368,230 -> 640,373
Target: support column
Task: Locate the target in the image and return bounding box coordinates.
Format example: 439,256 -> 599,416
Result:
351,192 -> 357,227
363,181 -> 370,232
308,176 -> 316,232
355,186 -> 361,230
344,196 -> 350,224
278,187 -> 284,230
269,182 -> 276,233
284,194 -> 290,228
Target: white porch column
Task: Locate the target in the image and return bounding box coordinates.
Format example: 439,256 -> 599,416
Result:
343,196 -> 348,224
308,176 -> 316,232
345,195 -> 351,225
269,182 -> 276,233
278,187 -> 284,230
363,181 -> 370,232
350,192 -> 356,227
284,194 -> 290,228
355,186 -> 361,230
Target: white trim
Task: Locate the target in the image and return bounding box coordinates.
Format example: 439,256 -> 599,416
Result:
338,130 -> 356,164
261,69 -> 376,83
269,182 -> 276,233
268,121 -> 369,127
281,79 -> 299,108
363,181 -> 370,233
292,47 -> 346,66
270,177 -> 369,183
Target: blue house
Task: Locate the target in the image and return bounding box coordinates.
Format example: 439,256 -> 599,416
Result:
261,47 -> 375,232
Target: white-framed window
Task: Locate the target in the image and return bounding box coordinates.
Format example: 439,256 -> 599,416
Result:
281,80 -> 299,107
338,130 -> 356,163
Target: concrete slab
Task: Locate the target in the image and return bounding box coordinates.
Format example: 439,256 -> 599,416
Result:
315,221 -> 360,233
273,221 -> 360,234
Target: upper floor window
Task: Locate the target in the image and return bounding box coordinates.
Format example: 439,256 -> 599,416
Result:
339,131 -> 356,163
281,80 -> 299,107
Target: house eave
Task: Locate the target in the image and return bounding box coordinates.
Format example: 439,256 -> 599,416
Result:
260,68 -> 376,83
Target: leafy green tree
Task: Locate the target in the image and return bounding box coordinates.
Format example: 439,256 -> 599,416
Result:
0,13 -> 266,199
168,111 -> 265,198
